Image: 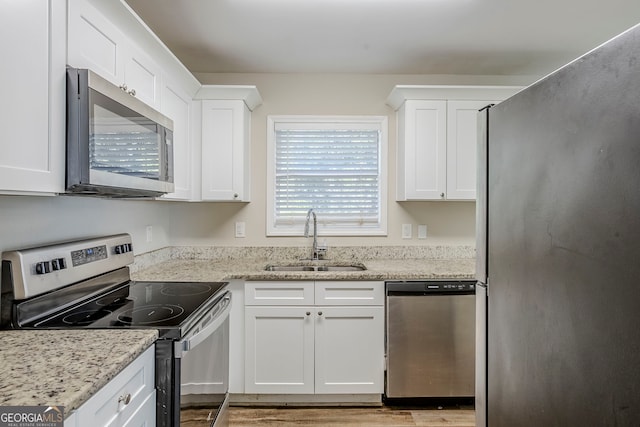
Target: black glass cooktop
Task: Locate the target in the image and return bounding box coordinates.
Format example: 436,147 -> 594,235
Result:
29,281 -> 227,330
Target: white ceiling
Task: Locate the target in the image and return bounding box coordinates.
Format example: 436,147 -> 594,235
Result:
125,0 -> 640,76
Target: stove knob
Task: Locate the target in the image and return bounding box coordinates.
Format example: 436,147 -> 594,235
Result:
51,258 -> 66,271
35,261 -> 51,274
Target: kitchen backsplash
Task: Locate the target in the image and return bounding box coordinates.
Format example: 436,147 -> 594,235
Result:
131,245 -> 475,273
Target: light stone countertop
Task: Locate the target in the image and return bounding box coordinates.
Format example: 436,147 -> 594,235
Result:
131,257 -> 476,282
0,329 -> 157,415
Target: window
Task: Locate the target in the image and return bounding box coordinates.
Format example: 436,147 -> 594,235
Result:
267,115 -> 387,236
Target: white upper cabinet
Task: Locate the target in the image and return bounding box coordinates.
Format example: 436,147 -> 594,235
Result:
396,100 -> 447,200
68,0 -> 162,109
0,0 -> 66,195
122,47 -> 162,109
446,100 -> 497,200
388,85 -> 522,201
196,86 -> 262,202
160,80 -> 194,200
67,0 -> 124,84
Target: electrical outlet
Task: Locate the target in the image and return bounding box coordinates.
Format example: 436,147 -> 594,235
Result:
146,225 -> 153,243
418,224 -> 428,239
401,223 -> 412,239
235,221 -> 246,238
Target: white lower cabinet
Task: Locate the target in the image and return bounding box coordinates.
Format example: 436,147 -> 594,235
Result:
314,306 -> 384,394
244,281 -> 384,395
68,345 -> 156,427
245,306 -> 315,394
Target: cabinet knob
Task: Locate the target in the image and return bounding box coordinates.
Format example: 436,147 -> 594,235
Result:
128,89 -> 136,97
318,311 -> 323,316
440,192 -> 445,198
119,84 -> 128,91
306,312 -> 311,316
233,193 -> 239,199
118,393 -> 132,405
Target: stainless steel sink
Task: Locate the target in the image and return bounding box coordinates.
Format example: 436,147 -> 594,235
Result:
316,265 -> 366,271
264,264 -> 366,272
264,265 -> 316,272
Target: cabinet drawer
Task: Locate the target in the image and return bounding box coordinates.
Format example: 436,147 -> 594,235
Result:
315,281 -> 384,306
77,345 -> 155,427
245,281 -> 314,305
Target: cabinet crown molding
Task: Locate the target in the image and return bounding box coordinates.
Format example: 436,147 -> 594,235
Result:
386,85 -> 523,110
195,85 -> 263,111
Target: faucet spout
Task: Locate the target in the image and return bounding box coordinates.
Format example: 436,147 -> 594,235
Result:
304,209 -> 319,260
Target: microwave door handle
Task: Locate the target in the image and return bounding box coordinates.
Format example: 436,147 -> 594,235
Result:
174,294 -> 231,358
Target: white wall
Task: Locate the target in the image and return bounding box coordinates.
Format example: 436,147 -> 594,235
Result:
0,195 -> 171,254
170,72 -> 537,247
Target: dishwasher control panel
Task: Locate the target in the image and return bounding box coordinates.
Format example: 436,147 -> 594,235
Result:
386,280 -> 476,295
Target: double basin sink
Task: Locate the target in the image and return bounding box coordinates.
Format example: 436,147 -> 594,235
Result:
264,263 -> 366,272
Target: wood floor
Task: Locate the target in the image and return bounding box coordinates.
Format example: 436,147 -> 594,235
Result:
181,406 -> 475,427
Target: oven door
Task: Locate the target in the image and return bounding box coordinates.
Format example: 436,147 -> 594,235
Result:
179,292 -> 230,427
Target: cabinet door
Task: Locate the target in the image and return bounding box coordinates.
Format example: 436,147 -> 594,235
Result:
398,100 -> 447,200
68,0 -> 125,85
314,306 -> 384,394
64,411 -> 77,427
68,0 -> 160,109
201,100 -> 251,201
0,0 -> 65,194
120,391 -> 155,427
160,81 -> 194,200
446,100 -> 495,200
123,45 -> 161,109
244,306 -> 314,394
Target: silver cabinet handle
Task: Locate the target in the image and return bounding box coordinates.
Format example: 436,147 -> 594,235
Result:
128,89 -> 136,97
118,393 -> 131,405
119,84 -> 128,91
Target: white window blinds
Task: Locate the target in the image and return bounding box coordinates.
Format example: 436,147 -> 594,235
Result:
267,116 -> 388,236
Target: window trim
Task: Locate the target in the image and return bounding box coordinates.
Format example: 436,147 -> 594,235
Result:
266,115 -> 388,237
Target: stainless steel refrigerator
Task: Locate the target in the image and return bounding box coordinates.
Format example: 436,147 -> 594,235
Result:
475,23 -> 640,426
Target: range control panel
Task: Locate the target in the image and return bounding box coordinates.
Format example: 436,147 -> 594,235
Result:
71,245 -> 108,267
1,234 -> 134,300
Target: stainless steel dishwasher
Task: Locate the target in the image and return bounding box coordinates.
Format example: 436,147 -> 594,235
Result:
385,280 -> 476,399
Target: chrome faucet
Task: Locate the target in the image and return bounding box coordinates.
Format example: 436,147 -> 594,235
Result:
304,208 -> 321,260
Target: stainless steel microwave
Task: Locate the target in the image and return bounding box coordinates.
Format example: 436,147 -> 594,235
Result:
66,67 -> 174,197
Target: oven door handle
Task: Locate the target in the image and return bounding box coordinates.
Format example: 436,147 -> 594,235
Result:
175,293 -> 231,358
